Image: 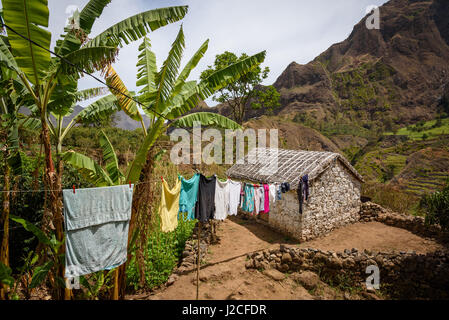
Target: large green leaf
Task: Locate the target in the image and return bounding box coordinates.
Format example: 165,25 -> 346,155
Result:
99,130 -> 123,185
18,116 -> 41,130
85,6 -> 188,48
2,0 -> 52,86
60,46 -> 118,76
0,34 -> 20,73
47,74 -> 78,116
55,0 -> 111,56
170,112 -> 242,130
62,150 -> 114,186
154,25 -> 185,113
74,86 -> 109,102
166,51 -> 266,119
170,39 -> 208,100
79,0 -> 112,34
73,94 -> 119,124
30,260 -> 54,289
136,37 -> 157,99
10,215 -> 52,246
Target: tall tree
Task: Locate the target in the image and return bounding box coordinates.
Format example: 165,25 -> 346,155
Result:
200,51 -> 280,124
0,0 -> 188,299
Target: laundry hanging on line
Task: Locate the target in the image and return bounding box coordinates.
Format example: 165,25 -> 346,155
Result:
195,174 -> 217,223
63,184 -> 134,278
214,178 -> 230,221
178,173 -> 200,221
158,178 -> 181,233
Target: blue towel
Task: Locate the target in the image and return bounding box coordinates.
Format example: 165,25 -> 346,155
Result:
178,173 -> 200,221
63,184 -> 134,278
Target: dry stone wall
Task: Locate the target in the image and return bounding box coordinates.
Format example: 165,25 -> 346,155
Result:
246,244 -> 449,299
360,202 -> 449,242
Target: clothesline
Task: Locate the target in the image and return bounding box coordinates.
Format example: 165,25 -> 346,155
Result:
0,178 -> 162,193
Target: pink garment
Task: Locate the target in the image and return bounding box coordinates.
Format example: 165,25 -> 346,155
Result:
263,184 -> 270,213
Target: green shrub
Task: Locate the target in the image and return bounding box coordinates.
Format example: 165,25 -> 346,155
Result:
126,212 -> 196,290
419,182 -> 449,231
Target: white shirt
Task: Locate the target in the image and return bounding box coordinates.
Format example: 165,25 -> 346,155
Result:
214,179 -> 230,221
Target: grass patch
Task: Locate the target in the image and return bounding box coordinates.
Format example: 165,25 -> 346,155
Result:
385,118 -> 449,140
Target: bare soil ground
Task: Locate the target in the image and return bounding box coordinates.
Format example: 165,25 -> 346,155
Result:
130,216 -> 445,300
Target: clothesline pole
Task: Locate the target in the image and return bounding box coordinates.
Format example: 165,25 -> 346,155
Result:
113,268 -> 119,300
196,221 -> 201,300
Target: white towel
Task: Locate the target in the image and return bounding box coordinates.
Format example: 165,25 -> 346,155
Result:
228,180 -> 242,216
214,179 -> 230,221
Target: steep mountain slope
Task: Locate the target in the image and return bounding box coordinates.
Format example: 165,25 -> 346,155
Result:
274,0 -> 449,128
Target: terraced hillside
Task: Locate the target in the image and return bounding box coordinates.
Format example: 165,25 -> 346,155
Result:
355,135 -> 449,196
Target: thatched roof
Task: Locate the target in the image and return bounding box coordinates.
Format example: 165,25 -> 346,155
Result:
226,148 -> 364,188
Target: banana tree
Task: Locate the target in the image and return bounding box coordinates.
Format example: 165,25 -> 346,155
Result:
0,63 -> 37,299
102,25 -> 265,293
0,0 -> 187,299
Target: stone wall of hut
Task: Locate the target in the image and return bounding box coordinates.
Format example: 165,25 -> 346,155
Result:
268,160 -> 362,242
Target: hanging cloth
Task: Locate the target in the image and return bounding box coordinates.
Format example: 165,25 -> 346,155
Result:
214,178 -> 230,221
63,184 -> 134,278
253,186 -> 261,215
179,173 -> 200,221
263,184 -> 270,213
276,184 -> 282,200
228,180 -> 242,216
242,184 -> 255,213
297,175 -> 310,215
258,186 -> 265,213
195,175 -> 217,223
268,184 -> 277,206
158,178 -> 181,232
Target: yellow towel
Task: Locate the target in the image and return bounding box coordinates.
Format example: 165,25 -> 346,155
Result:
158,178 -> 181,232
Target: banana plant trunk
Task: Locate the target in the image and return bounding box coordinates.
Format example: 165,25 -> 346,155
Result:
0,162 -> 11,300
118,147 -> 155,299
40,116 -> 65,300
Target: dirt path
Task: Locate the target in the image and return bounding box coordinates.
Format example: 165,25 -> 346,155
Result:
139,217 -> 444,300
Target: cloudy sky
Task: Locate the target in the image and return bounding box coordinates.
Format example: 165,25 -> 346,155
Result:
34,0 -> 388,106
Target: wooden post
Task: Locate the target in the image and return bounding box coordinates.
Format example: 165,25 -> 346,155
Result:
196,222 -> 201,300
113,268 -> 119,300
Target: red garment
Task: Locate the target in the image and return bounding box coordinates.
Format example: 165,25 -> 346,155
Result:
263,184 -> 270,213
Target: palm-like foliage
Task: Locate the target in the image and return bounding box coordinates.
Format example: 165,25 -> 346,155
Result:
62,130 -> 124,187
0,0 -> 188,299
104,26 -> 266,183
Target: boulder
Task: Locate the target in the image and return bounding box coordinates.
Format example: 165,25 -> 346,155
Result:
293,271 -> 321,290
262,269 -> 286,281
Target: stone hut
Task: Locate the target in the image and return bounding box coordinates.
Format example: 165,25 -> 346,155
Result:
227,148 -> 364,242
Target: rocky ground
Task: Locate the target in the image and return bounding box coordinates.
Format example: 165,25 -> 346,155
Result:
128,215 -> 444,300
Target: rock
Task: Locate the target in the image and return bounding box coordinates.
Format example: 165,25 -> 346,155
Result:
245,260 -> 254,269
182,250 -> 190,258
262,269 -> 286,281
294,271 -> 321,290
166,274 -> 178,286
361,291 -> 381,300
281,253 -> 292,263
279,264 -> 289,272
